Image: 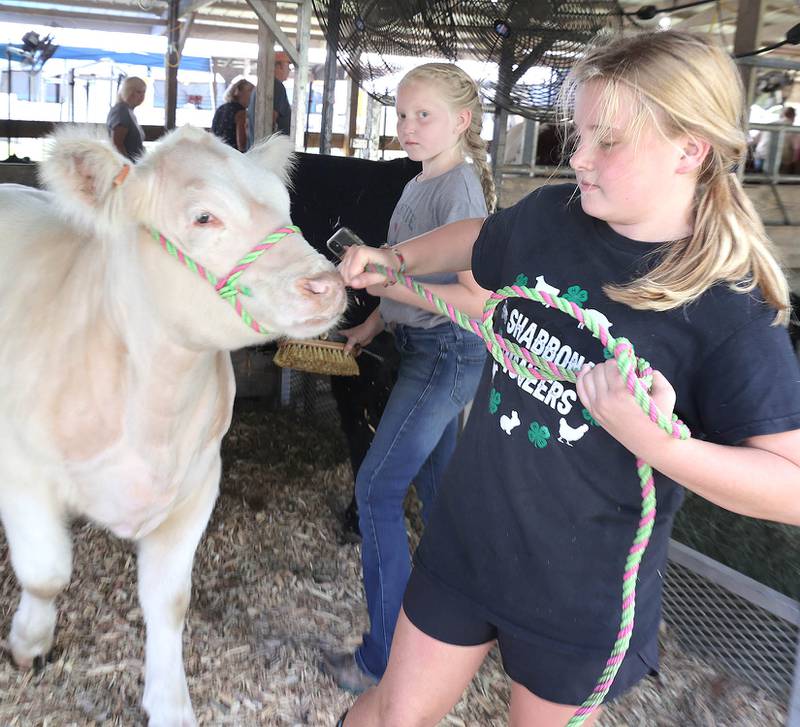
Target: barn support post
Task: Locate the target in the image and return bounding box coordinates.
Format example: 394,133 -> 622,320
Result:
523,119 -> 539,175
5,50 -> 12,157
164,0 -> 180,130
363,93 -> 382,160
68,66 -> 75,122
491,37 -> 514,206
255,5 -> 276,145
320,0 -> 342,155
733,0 -> 766,111
344,75 -> 359,156
247,0 -> 308,148
292,0 -> 312,148
209,57 -> 218,109
733,0 -> 766,182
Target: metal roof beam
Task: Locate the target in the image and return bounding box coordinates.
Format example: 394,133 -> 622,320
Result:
244,0 -> 300,65
0,5 -> 163,25
177,0 -> 215,18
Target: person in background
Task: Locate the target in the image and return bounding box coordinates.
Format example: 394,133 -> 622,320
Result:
106,76 -> 146,162
273,50 -> 292,136
752,106 -> 796,174
212,77 -> 254,152
320,62 -> 495,695
246,51 -> 293,149
336,30 -> 800,727
778,107 -> 798,173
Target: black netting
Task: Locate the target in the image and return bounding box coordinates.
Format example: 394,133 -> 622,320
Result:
311,0 -> 623,119
311,0 -> 462,103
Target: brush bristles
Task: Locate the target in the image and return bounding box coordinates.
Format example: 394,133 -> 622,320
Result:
274,340 -> 359,376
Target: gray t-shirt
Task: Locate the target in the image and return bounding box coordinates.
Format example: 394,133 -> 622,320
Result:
106,102 -> 144,161
380,162 -> 487,328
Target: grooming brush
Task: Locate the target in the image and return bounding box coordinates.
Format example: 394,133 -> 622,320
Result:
274,338 -> 359,376
273,333 -> 385,377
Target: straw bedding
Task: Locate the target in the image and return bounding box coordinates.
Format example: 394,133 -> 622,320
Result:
0,408 -> 786,726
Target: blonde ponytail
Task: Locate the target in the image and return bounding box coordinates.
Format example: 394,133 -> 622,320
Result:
563,30 -> 790,324
400,63 -> 497,213
463,120 -> 497,213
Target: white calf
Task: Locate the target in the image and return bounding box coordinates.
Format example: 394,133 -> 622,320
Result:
0,126 -> 346,726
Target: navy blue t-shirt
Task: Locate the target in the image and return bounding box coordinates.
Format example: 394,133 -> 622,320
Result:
211,101 -> 245,149
414,183 -> 800,661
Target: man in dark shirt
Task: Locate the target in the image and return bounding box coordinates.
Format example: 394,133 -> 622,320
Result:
246,51 -> 293,148
273,51 -> 292,136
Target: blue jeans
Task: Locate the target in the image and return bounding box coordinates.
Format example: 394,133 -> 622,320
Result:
354,322 -> 486,679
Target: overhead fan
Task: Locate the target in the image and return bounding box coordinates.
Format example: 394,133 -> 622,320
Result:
22,30 -> 58,73
3,31 -> 59,162
13,31 -> 59,73
452,1 -> 622,121
311,0 -> 622,121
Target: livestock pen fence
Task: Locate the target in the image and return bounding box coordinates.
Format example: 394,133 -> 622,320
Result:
663,540 -> 800,726
232,347 -> 800,727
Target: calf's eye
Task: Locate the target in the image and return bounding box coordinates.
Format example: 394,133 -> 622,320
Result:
194,212 -> 213,225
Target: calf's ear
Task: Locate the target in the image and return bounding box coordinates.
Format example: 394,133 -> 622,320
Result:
39,126 -> 133,212
246,133 -> 295,185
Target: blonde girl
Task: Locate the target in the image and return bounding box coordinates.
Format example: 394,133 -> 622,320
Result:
336,31 -> 800,727
321,63 -> 495,693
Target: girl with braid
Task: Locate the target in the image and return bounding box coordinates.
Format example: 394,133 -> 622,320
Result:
321,63 -> 495,692
336,31 -> 800,726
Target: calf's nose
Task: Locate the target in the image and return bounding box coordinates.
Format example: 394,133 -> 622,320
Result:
297,271 -> 344,298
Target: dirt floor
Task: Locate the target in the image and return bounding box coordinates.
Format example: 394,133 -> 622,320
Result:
0,407 -> 789,726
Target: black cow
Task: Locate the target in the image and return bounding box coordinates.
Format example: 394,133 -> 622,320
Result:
289,152 -> 422,539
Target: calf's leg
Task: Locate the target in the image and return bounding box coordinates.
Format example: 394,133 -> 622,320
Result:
1,492 -> 72,668
137,466 -> 219,727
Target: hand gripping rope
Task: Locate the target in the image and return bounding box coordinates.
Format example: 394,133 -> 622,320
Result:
150,224 -> 300,334
369,261 -> 691,725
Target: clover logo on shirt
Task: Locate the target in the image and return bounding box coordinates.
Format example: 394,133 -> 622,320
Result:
563,285 -> 588,307
582,408 -> 600,427
528,421 -> 551,448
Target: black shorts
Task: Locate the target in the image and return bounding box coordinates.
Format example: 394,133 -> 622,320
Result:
403,566 -> 658,706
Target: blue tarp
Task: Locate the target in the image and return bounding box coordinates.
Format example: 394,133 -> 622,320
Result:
0,43 -> 212,72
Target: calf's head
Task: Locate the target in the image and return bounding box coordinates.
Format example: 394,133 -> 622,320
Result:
41,126 -> 347,348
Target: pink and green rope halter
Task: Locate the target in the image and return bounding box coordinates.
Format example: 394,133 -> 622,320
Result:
368,261 -> 690,725
150,224 -> 300,334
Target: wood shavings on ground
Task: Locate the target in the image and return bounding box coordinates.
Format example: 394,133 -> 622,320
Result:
0,407 -> 788,726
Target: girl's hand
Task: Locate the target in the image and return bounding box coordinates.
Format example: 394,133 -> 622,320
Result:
338,313 -> 384,354
339,245 -> 398,289
576,360 -> 677,452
